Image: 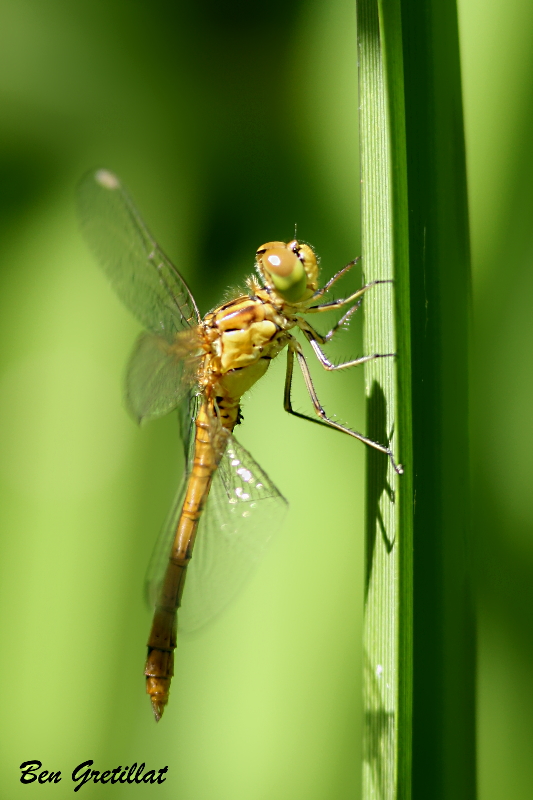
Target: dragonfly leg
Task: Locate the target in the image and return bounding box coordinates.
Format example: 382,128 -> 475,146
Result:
307,279 -> 393,313
300,324 -> 396,371
284,342 -> 403,474
297,301 -> 363,345
310,257 -> 361,301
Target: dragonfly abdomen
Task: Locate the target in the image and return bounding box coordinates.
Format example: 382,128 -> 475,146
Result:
144,402 -> 222,721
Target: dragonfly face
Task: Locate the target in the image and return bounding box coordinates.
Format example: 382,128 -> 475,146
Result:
77,169 -> 401,721
255,239 -> 319,303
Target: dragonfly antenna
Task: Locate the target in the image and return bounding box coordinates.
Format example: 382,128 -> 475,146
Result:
294,222 -> 298,240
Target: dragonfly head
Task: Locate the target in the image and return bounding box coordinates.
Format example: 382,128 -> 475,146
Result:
255,240 -> 319,303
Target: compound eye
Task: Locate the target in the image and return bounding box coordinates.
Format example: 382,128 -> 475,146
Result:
261,247 -> 299,278
287,239 -> 316,269
287,239 -> 301,258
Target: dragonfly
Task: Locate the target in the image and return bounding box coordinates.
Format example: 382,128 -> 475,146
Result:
77,169 -> 402,722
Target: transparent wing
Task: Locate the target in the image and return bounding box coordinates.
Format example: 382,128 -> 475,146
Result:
178,392 -> 200,462
144,469 -> 188,609
144,429 -> 288,633
143,392 -> 199,607
77,169 -> 200,339
125,330 -> 202,425
179,437 -> 288,633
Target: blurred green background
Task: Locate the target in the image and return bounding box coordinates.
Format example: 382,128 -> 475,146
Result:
0,0 -> 531,797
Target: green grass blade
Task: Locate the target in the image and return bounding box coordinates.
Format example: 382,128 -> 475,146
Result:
358,0 -> 412,797
357,0 -> 475,797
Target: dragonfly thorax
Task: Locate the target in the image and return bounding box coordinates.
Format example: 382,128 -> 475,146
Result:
200,292 -> 295,428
